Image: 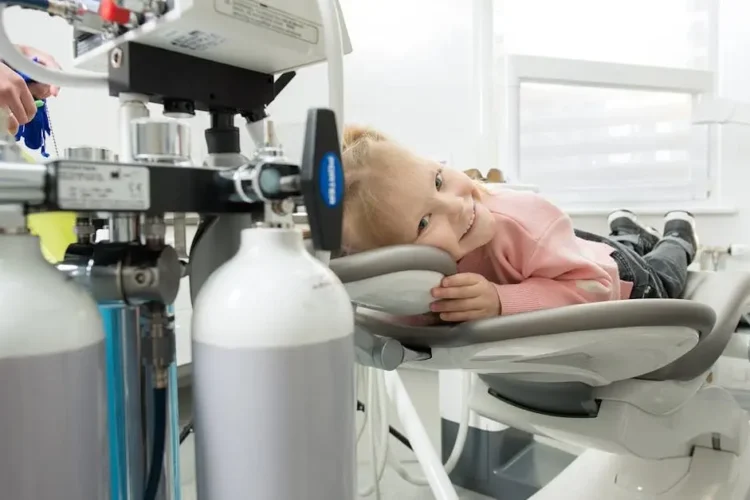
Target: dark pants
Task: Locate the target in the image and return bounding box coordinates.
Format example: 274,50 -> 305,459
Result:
574,229 -> 696,299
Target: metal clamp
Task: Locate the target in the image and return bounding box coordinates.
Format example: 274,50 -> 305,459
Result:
141,330 -> 176,366
141,302 -> 175,389
58,243 -> 182,305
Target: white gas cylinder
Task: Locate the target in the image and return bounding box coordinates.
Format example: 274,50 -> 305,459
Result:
192,226 -> 355,500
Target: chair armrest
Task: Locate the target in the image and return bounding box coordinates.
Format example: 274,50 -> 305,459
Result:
357,299 -> 715,349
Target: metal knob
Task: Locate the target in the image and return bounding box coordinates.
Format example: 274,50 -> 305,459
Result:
64,146 -> 117,162
131,119 -> 191,163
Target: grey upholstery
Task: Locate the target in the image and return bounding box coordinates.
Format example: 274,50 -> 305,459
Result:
332,245 -> 750,382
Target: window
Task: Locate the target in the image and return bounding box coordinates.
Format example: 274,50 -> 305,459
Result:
495,0 -> 718,208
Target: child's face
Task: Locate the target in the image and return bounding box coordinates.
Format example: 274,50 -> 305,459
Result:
375,151 -> 498,260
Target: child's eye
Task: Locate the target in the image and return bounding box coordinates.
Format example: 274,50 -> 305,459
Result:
418,215 -> 431,234
435,171 -> 443,190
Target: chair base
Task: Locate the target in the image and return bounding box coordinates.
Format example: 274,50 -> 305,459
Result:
470,378 -> 748,459
391,368 -> 750,500
529,439 -> 750,500
441,420 -> 575,500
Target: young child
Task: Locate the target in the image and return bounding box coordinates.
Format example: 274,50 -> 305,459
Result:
340,125 -> 698,322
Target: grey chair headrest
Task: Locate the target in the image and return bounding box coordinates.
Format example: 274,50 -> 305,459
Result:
330,245 -> 457,283
330,245 -> 456,315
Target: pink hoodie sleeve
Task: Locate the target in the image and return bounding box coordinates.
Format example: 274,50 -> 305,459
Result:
493,214 -> 615,315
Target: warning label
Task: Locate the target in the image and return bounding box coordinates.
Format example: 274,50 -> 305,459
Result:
164,30 -> 226,52
57,163 -> 150,211
215,0 -> 319,45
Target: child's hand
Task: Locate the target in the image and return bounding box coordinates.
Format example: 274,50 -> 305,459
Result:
430,273 -> 501,322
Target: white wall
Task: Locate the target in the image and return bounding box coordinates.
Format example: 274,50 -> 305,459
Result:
268,0 -> 477,168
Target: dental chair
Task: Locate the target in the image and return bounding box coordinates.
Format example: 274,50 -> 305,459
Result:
330,245 -> 750,500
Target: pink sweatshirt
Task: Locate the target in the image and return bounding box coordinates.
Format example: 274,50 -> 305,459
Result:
457,190 -> 633,315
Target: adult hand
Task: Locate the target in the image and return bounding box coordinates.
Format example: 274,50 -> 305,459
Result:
16,45 -> 61,99
430,272 -> 501,322
0,62 -> 36,135
0,46 -> 61,134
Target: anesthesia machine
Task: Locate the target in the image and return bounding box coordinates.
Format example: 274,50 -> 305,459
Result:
0,0 -> 354,499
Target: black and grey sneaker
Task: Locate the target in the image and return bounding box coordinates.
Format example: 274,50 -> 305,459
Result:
608,209 -> 661,248
663,211 -> 699,257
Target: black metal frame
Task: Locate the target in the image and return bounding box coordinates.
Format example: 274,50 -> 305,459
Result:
60,39 -> 301,216
44,160 -> 297,214
72,36 -> 296,117
65,39 -> 343,250
107,42 -> 284,115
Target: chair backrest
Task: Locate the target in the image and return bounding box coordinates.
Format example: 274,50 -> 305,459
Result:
640,270 -> 750,381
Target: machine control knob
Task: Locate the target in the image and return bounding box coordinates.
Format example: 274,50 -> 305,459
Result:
131,119 -> 191,163
300,108 -> 344,252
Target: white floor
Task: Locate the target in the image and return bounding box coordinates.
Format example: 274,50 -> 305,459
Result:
175,368 -> 493,500
177,434 -> 491,500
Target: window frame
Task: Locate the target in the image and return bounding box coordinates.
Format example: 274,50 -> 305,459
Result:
496,0 -> 722,211
500,54 -> 718,209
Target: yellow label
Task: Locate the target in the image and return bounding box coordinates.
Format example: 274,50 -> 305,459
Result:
27,212 -> 77,263
20,149 -> 77,263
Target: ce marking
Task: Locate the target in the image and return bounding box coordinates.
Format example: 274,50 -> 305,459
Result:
129,182 -> 144,196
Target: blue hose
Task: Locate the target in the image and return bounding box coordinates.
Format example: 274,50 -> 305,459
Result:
144,387 -> 168,500
4,0 -> 50,11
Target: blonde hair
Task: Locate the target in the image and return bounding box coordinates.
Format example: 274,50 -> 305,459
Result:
340,125 -> 489,254
341,125 -> 411,253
